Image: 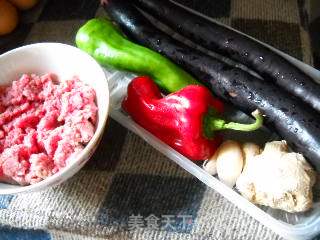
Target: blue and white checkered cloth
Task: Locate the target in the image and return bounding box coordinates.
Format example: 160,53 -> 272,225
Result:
0,0 -> 315,239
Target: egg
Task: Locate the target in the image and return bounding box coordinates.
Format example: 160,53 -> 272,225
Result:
9,0 -> 38,10
0,0 -> 19,36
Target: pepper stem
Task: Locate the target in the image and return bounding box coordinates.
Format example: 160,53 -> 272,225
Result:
204,110 -> 263,138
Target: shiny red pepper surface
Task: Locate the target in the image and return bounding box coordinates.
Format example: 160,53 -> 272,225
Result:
122,76 -> 224,160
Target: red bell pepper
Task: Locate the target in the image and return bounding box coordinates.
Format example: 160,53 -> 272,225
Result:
122,76 -> 263,160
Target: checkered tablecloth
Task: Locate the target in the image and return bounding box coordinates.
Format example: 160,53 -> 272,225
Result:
0,0 -> 315,239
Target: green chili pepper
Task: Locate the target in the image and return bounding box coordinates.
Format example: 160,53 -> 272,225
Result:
75,18 -> 199,92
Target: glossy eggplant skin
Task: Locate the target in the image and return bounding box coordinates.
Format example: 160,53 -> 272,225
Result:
104,0 -> 320,172
134,0 -> 320,113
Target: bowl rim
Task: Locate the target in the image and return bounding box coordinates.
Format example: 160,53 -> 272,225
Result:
0,42 -> 110,194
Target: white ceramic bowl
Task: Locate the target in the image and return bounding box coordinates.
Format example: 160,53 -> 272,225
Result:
0,43 -> 109,194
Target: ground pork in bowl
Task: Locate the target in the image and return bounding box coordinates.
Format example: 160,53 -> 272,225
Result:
0,43 -> 109,194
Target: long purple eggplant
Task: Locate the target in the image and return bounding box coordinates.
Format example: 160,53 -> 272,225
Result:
134,0 -> 320,114
103,0 -> 320,172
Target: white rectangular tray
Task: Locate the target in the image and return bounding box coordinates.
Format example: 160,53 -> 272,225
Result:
104,4 -> 320,239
